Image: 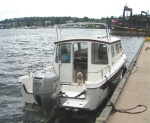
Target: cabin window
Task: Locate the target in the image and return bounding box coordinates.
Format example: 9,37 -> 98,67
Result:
74,42 -> 87,54
74,42 -> 87,50
55,43 -> 71,63
91,43 -> 108,64
115,43 -> 119,54
118,42 -> 122,52
115,42 -> 122,54
111,45 -> 115,57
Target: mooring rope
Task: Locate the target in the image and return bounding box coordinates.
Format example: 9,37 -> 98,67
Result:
107,101 -> 147,115
125,60 -> 139,74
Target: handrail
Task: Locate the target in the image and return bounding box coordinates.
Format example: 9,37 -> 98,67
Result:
88,65 -> 110,74
55,22 -> 110,41
88,65 -> 111,79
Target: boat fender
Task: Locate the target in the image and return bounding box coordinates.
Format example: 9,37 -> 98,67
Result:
122,66 -> 127,76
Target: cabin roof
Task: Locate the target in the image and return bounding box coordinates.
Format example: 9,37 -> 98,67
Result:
54,35 -> 121,44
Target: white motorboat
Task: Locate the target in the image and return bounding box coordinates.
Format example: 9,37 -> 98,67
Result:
18,23 -> 126,117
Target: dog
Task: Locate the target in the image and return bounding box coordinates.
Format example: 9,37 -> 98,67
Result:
76,71 -> 84,86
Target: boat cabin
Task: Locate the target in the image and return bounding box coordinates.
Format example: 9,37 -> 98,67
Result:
53,36 -> 123,84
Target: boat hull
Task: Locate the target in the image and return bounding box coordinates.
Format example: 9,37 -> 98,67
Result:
60,63 -> 125,111
20,63 -> 125,112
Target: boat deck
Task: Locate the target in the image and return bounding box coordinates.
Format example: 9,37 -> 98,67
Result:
96,41 -> 150,123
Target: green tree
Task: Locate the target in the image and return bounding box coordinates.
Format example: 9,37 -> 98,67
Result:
83,16 -> 89,22
74,18 -> 79,23
54,17 -> 60,24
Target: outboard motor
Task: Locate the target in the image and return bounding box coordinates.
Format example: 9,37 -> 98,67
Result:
33,71 -> 60,116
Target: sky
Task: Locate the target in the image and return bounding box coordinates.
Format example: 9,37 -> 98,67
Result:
0,0 -> 150,21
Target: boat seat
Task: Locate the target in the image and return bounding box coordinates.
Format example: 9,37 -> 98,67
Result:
60,85 -> 85,99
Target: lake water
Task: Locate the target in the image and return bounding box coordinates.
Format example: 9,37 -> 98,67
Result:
0,28 -> 144,123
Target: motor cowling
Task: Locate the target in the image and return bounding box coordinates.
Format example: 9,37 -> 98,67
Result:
33,71 -> 60,115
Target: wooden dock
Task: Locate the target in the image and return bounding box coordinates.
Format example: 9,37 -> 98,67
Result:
96,40 -> 150,123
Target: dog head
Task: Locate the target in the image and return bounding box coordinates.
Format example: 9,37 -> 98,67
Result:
76,72 -> 83,79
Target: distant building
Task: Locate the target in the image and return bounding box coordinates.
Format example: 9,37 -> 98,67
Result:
45,21 -> 51,26
65,20 -> 74,23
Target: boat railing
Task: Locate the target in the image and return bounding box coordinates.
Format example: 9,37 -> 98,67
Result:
55,22 -> 110,41
88,65 -> 111,80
